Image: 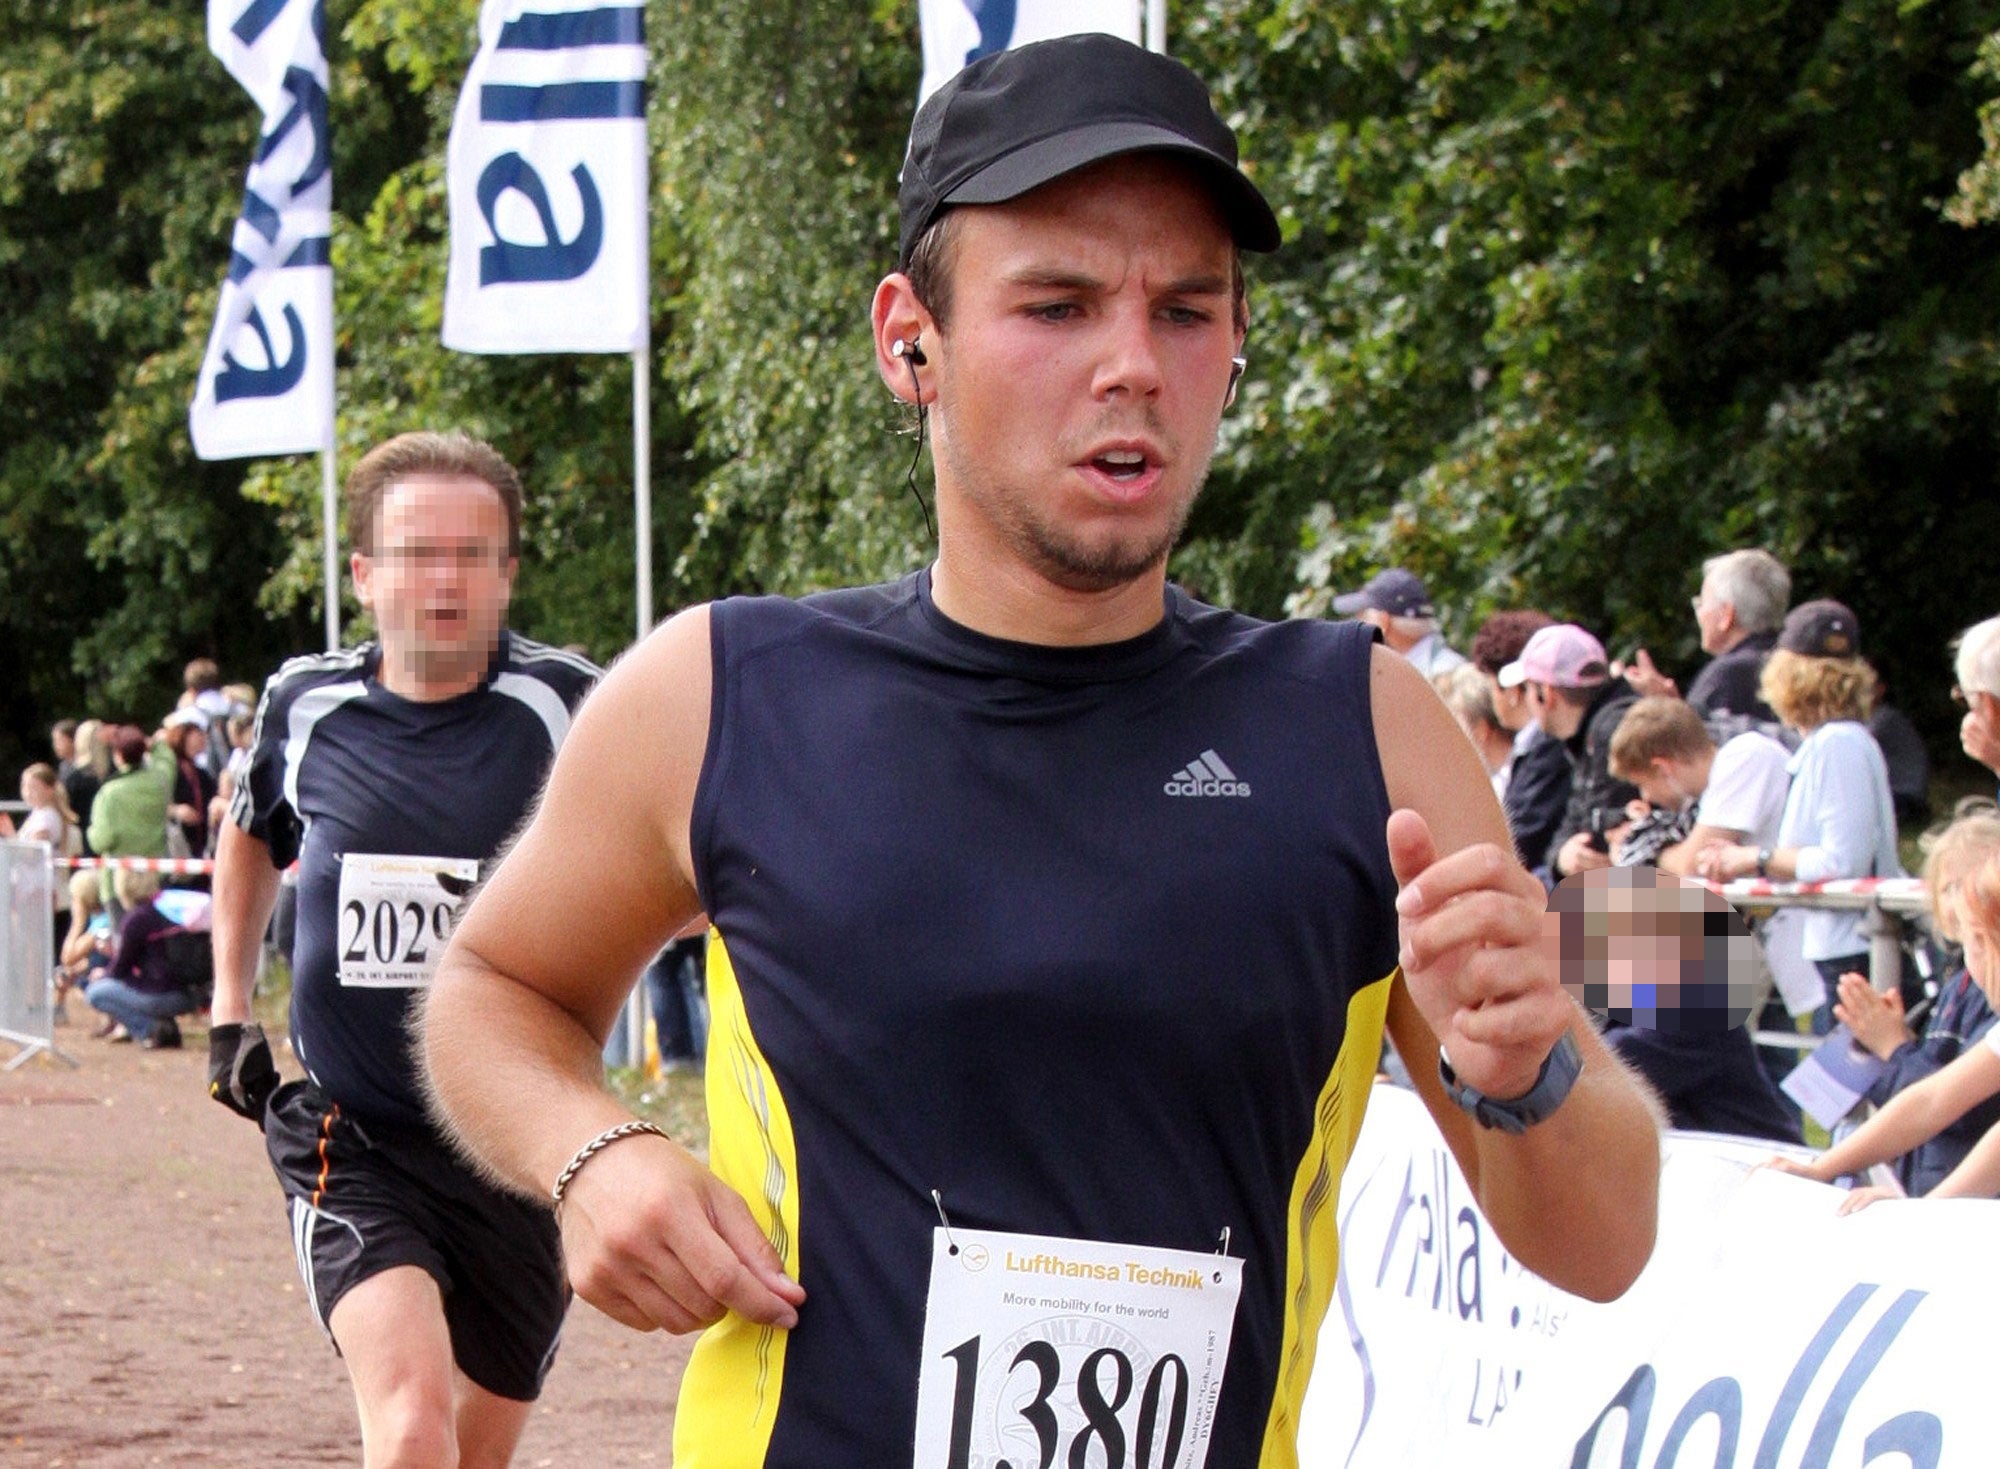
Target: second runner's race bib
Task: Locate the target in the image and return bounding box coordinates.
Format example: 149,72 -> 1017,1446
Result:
335,853 -> 480,988
913,1226 -> 1243,1469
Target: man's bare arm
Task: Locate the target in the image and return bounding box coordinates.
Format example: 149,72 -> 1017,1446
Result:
1372,647 -> 1662,1302
423,607 -> 802,1333
210,817 -> 282,1025
1652,821 -> 1746,877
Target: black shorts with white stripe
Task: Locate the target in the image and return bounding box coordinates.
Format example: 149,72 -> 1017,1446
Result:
263,1079 -> 569,1401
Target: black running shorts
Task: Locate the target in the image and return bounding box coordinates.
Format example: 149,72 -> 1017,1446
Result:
264,1079 -> 569,1401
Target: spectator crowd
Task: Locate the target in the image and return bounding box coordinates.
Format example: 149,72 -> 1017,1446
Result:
12,558 -> 2000,1199
1336,550 -> 2000,1198
5,658 -> 252,1048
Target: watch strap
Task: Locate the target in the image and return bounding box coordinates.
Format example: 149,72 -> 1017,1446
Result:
1438,1033 -> 1584,1135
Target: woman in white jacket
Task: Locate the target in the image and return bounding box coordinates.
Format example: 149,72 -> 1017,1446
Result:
1700,599 -> 1904,1016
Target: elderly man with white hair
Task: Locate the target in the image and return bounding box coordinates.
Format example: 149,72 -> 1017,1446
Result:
1958,615 -> 2000,790
1626,548 -> 1791,722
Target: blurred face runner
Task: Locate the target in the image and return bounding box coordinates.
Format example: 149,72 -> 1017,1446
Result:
929,155 -> 1242,598
352,474 -> 517,697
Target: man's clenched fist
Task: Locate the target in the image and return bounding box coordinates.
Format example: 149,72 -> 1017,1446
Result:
208,1021 -> 280,1126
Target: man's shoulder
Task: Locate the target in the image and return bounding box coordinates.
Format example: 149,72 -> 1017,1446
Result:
711,574 -> 921,657
258,645 -> 374,715
500,633 -> 603,705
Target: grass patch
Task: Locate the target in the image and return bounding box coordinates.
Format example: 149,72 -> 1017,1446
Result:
607,1065 -> 711,1159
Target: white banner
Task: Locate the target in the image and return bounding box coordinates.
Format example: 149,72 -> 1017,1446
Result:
916,0 -> 1142,107
1304,1084 -> 1993,1467
443,0 -> 649,355
190,0 -> 335,462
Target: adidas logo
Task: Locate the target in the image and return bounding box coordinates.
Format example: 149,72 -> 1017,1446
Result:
1164,749 -> 1252,798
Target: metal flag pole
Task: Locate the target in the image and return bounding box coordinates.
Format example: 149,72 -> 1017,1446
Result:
623,326 -> 653,1070
633,331 -> 653,642
322,439 -> 340,650
1146,0 -> 1166,53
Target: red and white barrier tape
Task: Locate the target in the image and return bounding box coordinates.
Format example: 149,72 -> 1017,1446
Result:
53,856 -> 216,875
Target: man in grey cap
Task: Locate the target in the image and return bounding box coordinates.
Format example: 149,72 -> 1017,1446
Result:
422,33 -> 1661,1463
1334,566 -> 1468,679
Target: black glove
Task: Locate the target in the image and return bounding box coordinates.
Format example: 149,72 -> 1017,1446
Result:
208,1022 -> 280,1127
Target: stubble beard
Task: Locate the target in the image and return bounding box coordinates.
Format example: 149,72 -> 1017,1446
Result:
945,418 -> 1215,596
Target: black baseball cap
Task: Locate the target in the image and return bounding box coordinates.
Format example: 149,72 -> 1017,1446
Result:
1777,598 -> 1861,658
1332,568 -> 1435,618
898,33 -> 1282,269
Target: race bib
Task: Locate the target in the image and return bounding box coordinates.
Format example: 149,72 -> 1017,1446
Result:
335,853 -> 480,988
913,1227 -> 1243,1469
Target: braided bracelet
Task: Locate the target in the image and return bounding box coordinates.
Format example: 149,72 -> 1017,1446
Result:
551,1120 -> 669,1218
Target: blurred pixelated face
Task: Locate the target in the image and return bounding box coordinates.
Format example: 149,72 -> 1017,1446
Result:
352,474 -> 517,686
1548,867 -> 1762,1031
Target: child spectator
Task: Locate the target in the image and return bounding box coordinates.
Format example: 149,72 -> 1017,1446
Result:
1768,828 -> 2000,1209
55,870 -> 112,1020
1816,809 -> 2000,1196
16,762 -> 83,957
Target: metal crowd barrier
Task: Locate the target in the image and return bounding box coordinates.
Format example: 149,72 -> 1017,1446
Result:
1711,878 -> 1929,1055
1,840 -> 75,1069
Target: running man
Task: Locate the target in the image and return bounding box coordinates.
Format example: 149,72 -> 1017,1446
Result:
207,431 -> 599,1468
423,36 -> 1663,1466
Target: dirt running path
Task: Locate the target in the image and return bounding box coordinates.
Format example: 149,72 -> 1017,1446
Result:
1,1027 -> 691,1467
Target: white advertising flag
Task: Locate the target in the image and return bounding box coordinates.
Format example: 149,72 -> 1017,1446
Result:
443,0 -> 649,355
190,0 -> 335,462
916,0 -> 1141,107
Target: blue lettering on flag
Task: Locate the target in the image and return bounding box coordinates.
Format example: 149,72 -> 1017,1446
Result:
229,0 -> 290,45
240,189 -> 282,244
283,237 -> 332,268
497,7 -> 644,50
479,80 -> 645,123
229,0 -> 324,51
475,154 -> 604,284
255,67 -> 331,195
214,304 -> 309,403
962,0 -> 1016,64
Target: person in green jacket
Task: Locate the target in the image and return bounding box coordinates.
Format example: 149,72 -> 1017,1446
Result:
87,725 -> 170,908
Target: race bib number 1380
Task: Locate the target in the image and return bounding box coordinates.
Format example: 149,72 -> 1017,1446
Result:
335,853 -> 480,989
912,1227 -> 1243,1469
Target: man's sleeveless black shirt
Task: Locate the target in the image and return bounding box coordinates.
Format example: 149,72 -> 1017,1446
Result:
678,570 -> 1400,1466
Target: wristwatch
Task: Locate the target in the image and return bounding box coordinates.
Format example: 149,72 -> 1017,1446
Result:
1756,847 -> 1773,877
1438,1033 -> 1583,1135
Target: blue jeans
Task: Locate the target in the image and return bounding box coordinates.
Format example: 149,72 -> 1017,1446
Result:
85,978 -> 195,1037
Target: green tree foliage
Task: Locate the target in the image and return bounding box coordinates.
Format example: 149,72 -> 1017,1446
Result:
1178,0 -> 2000,744
5,0 -> 2000,779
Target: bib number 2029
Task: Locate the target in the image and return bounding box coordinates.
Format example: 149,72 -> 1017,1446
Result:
339,895 -> 452,970
335,853 -> 480,988
938,1334 -> 1191,1469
